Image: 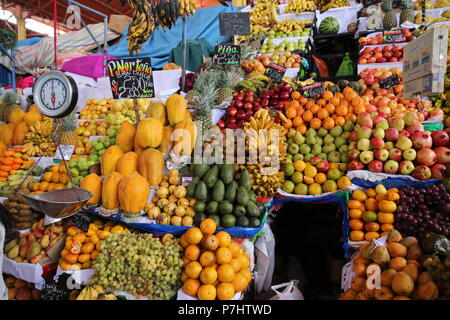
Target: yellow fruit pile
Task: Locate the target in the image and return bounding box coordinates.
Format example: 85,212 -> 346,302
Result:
181,219 -> 252,300
348,184 -> 399,242
32,164 -> 69,194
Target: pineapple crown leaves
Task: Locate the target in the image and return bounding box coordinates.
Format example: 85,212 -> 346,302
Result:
4,91 -> 20,105
196,81 -> 218,111
61,111 -> 77,131
401,0 -> 413,9
382,0 -> 393,12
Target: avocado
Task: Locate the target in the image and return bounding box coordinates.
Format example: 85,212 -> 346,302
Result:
219,201 -> 233,215
187,177 -> 200,198
221,214 -> 236,228
193,163 -> 210,178
208,215 -> 221,227
236,186 -> 250,206
225,181 -> 238,203
195,181 -> 208,202
246,202 -> 260,217
220,164 -> 234,184
212,180 -> 225,202
233,205 -> 246,217
194,201 -> 206,214
206,201 -> 219,215
248,190 -> 258,203
236,216 -> 250,228
249,217 -> 261,228
203,165 -> 219,189
239,168 -> 252,190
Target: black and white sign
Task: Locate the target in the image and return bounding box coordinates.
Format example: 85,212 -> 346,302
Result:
107,57 -> 155,99
41,275 -> 71,300
71,211 -> 92,232
380,74 -> 401,89
213,44 -> 241,65
54,145 -> 75,161
219,12 -> 251,36
301,82 -> 324,98
264,63 -> 287,83
383,30 -> 405,43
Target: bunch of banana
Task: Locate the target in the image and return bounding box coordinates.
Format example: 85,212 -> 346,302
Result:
414,0 -> 434,9
316,0 -> 349,12
250,0 -> 278,27
22,142 -> 56,157
179,0 -> 197,18
273,19 -> 309,34
76,285 -> 117,300
237,73 -> 271,92
243,109 -> 286,197
127,2 -> 155,55
285,0 -> 315,14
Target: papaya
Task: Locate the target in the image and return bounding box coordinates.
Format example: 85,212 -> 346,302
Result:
116,121 -> 136,153
80,173 -> 102,205
8,108 -> 25,124
166,94 -> 187,126
146,101 -> 167,125
100,145 -> 124,176
1,123 -> 15,146
136,118 -> 163,149
158,126 -> 174,154
12,121 -> 29,145
116,152 -> 138,177
118,172 -> 150,214
137,148 -> 164,186
101,172 -> 123,210
172,118 -> 197,156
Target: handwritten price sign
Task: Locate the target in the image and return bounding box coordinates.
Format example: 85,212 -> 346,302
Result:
213,45 -> 241,65
108,57 -> 155,99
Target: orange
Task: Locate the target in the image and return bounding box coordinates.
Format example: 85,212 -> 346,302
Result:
317,108 -> 329,120
330,96 -> 340,106
197,285 -> 216,300
335,116 -> 345,126
183,279 -> 201,296
230,258 -> 241,272
349,219 -> 364,231
238,269 -> 252,283
293,160 -> 306,172
73,233 -> 86,243
346,113 -> 357,122
310,118 -> 322,129
283,119 -> 293,129
322,117 -> 335,130
365,232 -> 380,241
292,116 -> 303,127
336,105 -> 348,116
349,231 -> 365,242
200,251 -> 216,267
351,96 -> 363,107
349,209 -> 363,219
348,200 -> 364,210
81,242 -> 95,254
67,226 -> 80,236
217,282 -> 235,300
217,264 -> 235,282
216,231 -> 231,248
231,273 -> 248,292
297,124 -> 307,134
216,247 -> 232,265
78,253 -> 91,264
237,254 -> 250,270
64,254 -> 79,264
90,250 -> 100,260
200,267 -> 218,285
185,244 -> 201,261
317,99 -> 326,107
365,222 -> 380,232
378,200 -> 397,213
302,110 -> 313,122
181,271 -> 188,283
303,176 -> 315,185
286,107 -> 297,119
322,90 -> 333,101
228,242 -> 241,258
310,104 -> 320,114
185,261 -> 203,279
180,233 -> 189,248
365,198 -> 378,211
203,235 -> 219,251
378,212 -> 394,224
185,227 -> 203,245
291,91 -> 301,100
381,223 -> 394,232
299,96 -> 308,105
352,190 -> 367,201
325,103 -> 337,114
314,172 -> 327,184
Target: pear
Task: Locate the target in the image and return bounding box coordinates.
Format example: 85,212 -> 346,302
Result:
372,246 -> 390,266
305,134 -> 317,146
293,132 -> 305,145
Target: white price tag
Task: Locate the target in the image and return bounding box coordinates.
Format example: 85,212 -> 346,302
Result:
54,145 -> 75,161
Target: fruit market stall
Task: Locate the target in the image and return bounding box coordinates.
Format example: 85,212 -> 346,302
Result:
2,0 -> 450,302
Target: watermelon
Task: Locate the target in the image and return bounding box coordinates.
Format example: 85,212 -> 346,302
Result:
319,17 -> 339,34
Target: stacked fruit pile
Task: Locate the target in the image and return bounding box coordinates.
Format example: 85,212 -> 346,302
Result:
79,99 -> 114,120
358,29 -> 414,46
181,220 -> 252,300
3,193 -> 43,230
358,45 -> 404,65
259,39 -> 306,54
257,52 -> 303,68
34,164 -> 70,193
91,232 -> 183,299
4,218 -> 65,264
187,163 -> 263,228
341,230 -> 439,300
146,169 -> 196,226
264,27 -> 311,39
60,221 -> 126,271
23,118 -> 56,157
348,185 -> 398,242
394,184 -> 450,239
281,158 -> 351,195
4,275 -> 41,300
284,0 -> 315,13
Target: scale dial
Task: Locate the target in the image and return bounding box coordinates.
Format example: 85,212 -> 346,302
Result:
33,71 -> 78,118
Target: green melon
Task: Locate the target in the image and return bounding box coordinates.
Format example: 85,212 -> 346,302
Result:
319,17 -> 340,35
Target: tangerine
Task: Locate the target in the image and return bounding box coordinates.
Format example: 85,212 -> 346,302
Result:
217,282 -> 235,300
183,279 -> 201,296
185,244 -> 201,261
200,267 -> 218,285
197,285 -> 216,300
217,264 -> 235,282
185,261 -> 203,279
228,242 -> 241,258
185,227 -> 203,245
200,251 -> 216,267
204,235 -> 219,251
216,231 -> 231,248
231,273 -> 248,292
216,247 -> 232,264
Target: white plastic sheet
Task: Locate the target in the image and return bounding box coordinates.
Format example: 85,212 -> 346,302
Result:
2,256 -> 45,290
254,221 -> 276,293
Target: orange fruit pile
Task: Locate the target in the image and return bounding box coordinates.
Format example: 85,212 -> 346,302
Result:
283,88 -> 367,134
59,221 -> 128,271
181,218 -> 252,300
348,184 -> 399,242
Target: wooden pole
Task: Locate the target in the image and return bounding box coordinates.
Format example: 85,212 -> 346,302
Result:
15,5 -> 27,40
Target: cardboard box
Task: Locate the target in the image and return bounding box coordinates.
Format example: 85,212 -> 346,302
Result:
403,73 -> 445,99
108,15 -> 132,34
403,28 -> 448,82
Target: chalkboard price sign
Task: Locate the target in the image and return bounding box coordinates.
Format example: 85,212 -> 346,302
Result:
213,45 -> 241,65
108,57 -> 155,99
71,211 -> 92,232
301,82 -> 324,98
383,30 -> 405,43
264,63 -> 287,83
219,12 -> 251,36
379,74 -> 401,89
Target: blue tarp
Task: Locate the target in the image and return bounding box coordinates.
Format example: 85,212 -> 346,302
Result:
16,37 -> 42,49
107,5 -> 237,69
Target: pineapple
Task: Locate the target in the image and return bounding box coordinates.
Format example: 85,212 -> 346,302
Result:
382,0 -> 397,29
400,0 -> 414,24
194,82 -> 217,136
58,112 -> 78,145
186,69 -> 210,105
215,70 -> 234,105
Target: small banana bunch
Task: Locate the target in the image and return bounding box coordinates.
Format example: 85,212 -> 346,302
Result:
250,0 -> 278,26
127,0 -> 154,55
76,285 -> 117,300
179,0 -> 197,18
27,118 -> 54,137
316,0 -> 349,12
273,19 -> 308,34
23,119 -> 56,157
285,0 -> 315,14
